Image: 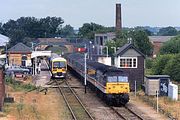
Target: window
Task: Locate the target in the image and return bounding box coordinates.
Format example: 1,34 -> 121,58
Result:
108,76 -> 117,82
53,61 -> 66,68
21,54 -> 27,67
118,76 -> 128,82
108,76 -> 128,82
119,57 -> 137,68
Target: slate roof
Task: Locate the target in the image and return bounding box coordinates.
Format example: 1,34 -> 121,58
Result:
145,75 -> 170,79
8,43 -> 32,53
114,43 -> 145,58
148,36 -> 175,43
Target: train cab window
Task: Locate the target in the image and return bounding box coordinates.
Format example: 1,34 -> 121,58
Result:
108,76 -> 117,82
118,76 -> 128,82
53,61 -> 66,68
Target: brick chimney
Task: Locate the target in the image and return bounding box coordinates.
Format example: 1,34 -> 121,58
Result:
116,3 -> 122,31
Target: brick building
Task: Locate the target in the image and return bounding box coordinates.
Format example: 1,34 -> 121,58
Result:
114,43 -> 145,91
148,36 -> 174,57
7,43 -> 32,67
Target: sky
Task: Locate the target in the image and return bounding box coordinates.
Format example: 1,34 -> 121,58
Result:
0,0 -> 180,29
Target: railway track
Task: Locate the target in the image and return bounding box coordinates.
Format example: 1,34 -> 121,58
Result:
67,72 -> 145,120
110,106 -> 144,120
55,79 -> 94,120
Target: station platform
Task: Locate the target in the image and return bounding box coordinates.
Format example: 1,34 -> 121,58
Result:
33,59 -> 51,87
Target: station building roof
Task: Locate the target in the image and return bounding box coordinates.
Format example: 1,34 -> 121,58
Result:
8,43 -> 32,53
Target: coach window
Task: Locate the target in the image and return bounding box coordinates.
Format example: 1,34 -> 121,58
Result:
119,57 -> 137,68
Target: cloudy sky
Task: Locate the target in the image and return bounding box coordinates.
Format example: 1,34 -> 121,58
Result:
0,0 -> 180,28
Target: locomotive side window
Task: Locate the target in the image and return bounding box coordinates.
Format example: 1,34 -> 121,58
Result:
108,76 -> 117,82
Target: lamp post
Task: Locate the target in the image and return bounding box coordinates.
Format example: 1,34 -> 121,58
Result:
89,41 -> 92,60
5,42 -> 8,65
104,46 -> 108,57
111,47 -> 116,54
128,37 -> 132,44
84,44 -> 87,94
100,46 -> 103,55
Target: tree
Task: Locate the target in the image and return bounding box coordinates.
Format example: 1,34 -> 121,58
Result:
78,22 -> 114,39
2,16 -> 64,47
105,29 -> 153,57
105,41 -> 116,56
157,26 -> 178,36
163,54 -> 180,81
151,54 -> 174,75
0,22 -> 4,34
134,26 -> 153,36
8,29 -> 26,46
39,16 -> 64,37
61,25 -> 75,38
160,35 -> 180,54
105,30 -> 130,56
131,30 -> 153,56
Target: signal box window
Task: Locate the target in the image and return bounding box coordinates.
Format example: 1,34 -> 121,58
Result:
119,57 -> 137,68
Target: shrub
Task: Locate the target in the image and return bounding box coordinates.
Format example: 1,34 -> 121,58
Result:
151,54 -> 174,74
145,58 -> 153,69
160,35 -> 180,55
163,54 -> 180,82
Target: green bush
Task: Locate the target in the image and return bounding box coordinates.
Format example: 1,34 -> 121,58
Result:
145,58 -> 153,69
151,54 -> 174,75
160,35 -> 180,55
5,76 -> 36,91
151,54 -> 180,82
163,54 -> 180,82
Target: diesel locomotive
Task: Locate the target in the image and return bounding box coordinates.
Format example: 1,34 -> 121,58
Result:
65,53 -> 130,105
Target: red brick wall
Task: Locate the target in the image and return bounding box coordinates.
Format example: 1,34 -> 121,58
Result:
0,67 -> 5,111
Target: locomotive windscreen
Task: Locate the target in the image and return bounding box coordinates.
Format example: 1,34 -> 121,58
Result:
108,76 -> 128,82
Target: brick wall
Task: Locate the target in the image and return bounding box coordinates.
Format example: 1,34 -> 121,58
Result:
8,53 -> 31,66
119,56 -> 144,91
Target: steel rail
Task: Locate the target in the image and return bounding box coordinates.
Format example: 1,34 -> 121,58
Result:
124,105 -> 144,120
65,81 -> 94,120
110,107 -> 127,120
55,80 -> 77,120
110,106 -> 144,120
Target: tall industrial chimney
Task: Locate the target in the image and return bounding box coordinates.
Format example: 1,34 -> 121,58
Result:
116,3 -> 122,31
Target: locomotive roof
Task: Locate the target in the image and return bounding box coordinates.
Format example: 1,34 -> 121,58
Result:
66,52 -> 83,60
51,53 -> 66,61
66,53 -> 123,74
52,57 -> 66,61
87,61 -> 123,74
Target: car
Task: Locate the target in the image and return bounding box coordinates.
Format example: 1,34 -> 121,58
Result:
6,65 -> 30,75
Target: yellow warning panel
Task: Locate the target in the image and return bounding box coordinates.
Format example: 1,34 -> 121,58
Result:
88,69 -> 96,75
